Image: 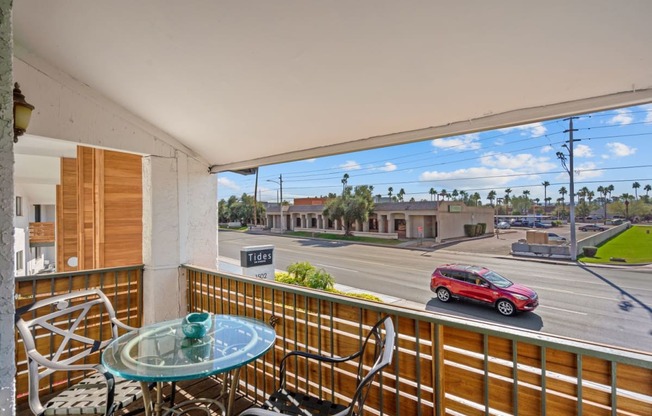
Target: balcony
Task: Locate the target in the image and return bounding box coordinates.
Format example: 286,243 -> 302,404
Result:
15,265 -> 652,415
28,222 -> 55,246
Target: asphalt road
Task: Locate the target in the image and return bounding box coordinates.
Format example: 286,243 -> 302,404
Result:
218,230 -> 652,353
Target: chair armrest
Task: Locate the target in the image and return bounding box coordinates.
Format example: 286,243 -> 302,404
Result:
28,349 -> 103,372
238,408 -> 280,416
111,317 -> 138,333
278,350 -> 362,388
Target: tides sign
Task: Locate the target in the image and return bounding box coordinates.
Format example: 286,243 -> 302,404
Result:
240,245 -> 275,280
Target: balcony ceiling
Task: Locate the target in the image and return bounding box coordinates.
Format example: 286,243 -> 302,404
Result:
13,1 -> 652,172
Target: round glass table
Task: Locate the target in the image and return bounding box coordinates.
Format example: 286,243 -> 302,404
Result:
102,314 -> 276,416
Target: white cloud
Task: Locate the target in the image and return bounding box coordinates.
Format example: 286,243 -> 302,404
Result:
606,142 -> 636,157
303,158 -> 317,163
642,104 -> 652,123
217,177 -> 239,191
540,145 -> 554,153
339,160 -> 361,170
574,144 -> 594,158
499,122 -> 547,138
378,162 -> 397,172
479,151 -> 557,172
419,167 -> 517,189
608,109 -> 633,126
573,162 -> 604,179
431,134 -> 481,151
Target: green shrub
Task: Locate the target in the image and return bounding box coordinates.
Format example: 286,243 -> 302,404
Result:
464,224 -> 476,237
305,268 -> 334,290
277,262 -> 378,300
583,246 -> 598,257
478,223 -> 487,234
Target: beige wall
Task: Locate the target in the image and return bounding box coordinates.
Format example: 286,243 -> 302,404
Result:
436,202 -> 495,241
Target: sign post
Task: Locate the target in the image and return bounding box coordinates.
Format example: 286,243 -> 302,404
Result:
240,245 -> 275,280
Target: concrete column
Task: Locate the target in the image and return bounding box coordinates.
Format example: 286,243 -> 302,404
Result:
0,3 -> 15,410
142,153 -> 217,324
317,215 -> 322,229
301,214 -> 306,228
388,214 -> 395,233
334,219 -> 339,230
406,214 -> 413,238
379,215 -> 386,233
363,220 -> 370,232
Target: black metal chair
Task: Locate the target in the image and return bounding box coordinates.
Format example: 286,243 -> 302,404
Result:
240,315 -> 395,416
15,289 -> 148,416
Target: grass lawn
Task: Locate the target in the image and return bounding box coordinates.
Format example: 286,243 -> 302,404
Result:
289,231 -> 403,246
580,225 -> 652,264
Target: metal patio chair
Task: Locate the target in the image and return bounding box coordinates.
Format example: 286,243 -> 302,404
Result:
15,289 -> 148,416
240,315 -> 395,416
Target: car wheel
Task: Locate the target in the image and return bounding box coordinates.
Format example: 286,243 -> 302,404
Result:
436,287 -> 451,303
496,299 -> 516,316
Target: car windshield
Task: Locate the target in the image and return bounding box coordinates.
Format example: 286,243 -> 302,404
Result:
481,271 -> 513,288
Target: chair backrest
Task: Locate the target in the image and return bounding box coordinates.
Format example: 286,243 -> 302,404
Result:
348,315 -> 395,415
15,289 -> 126,415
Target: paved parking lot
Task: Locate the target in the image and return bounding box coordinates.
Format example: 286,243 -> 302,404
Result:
432,225 -> 585,256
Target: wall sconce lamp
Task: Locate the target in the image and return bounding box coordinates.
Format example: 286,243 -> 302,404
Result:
13,82 -> 35,143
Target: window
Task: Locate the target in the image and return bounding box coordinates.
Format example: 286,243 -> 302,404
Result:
16,196 -> 23,216
16,250 -> 24,271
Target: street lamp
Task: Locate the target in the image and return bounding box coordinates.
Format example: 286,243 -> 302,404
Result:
266,174 -> 283,205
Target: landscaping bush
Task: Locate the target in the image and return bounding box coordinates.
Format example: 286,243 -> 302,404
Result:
285,261 -> 334,290
583,246 -> 598,257
478,223 -> 487,235
464,224 -> 476,237
276,262 -> 381,301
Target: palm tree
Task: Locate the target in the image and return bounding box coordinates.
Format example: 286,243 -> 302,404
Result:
429,188 -> 437,202
522,189 -> 531,214
387,187 -> 393,199
504,188 -> 512,213
542,181 -> 550,212
471,192 -> 481,206
451,189 -> 459,201
558,187 -> 567,219
397,188 -> 406,202
632,181 -> 640,199
598,185 -> 609,223
487,190 -> 497,207
341,173 -> 349,193
645,184 -> 651,197
440,189 -> 448,201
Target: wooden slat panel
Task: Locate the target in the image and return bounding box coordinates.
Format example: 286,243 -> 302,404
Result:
102,150 -> 142,267
56,158 -> 78,271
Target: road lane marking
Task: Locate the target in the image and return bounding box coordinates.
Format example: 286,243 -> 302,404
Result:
538,305 -> 588,315
528,286 -> 617,301
314,263 -> 360,273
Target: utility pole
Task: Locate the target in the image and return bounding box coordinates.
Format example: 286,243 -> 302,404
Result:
562,117 -> 579,260
253,168 -> 259,226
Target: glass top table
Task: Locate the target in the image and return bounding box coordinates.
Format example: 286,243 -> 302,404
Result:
103,314 -> 276,381
102,314 -> 276,415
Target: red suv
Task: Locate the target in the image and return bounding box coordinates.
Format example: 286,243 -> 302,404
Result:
430,264 -> 538,316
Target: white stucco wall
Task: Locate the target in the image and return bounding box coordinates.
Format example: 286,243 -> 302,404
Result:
0,1 -> 15,412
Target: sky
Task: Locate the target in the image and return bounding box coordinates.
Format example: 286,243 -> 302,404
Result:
217,104 -> 652,204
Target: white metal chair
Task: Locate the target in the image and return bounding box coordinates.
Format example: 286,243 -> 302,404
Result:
15,289 -> 145,416
240,315 -> 395,416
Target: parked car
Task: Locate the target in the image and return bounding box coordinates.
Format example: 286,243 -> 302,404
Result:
496,221 -> 510,229
547,232 -> 566,242
510,220 -> 529,227
579,224 -> 606,232
533,221 -> 551,229
430,264 -> 539,316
